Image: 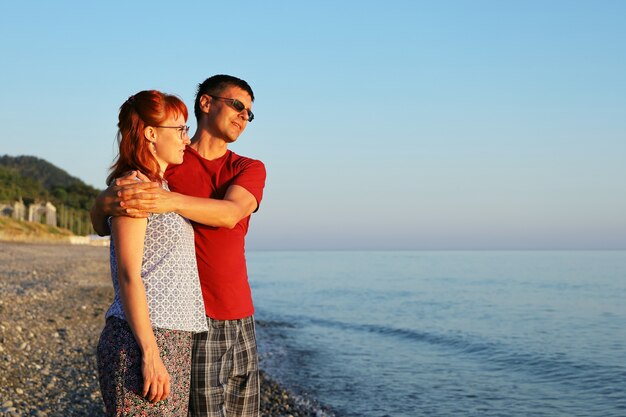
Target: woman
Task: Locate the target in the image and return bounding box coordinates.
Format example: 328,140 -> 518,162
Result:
96,90 -> 207,416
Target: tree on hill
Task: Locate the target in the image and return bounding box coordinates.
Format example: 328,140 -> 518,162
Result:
0,155 -> 101,235
0,166 -> 48,205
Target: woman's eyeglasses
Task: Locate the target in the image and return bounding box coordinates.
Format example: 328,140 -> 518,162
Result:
155,125 -> 190,140
210,96 -> 254,122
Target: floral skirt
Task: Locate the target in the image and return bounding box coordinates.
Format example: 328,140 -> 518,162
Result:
96,316 -> 193,417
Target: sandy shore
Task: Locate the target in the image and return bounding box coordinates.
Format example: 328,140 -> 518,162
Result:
0,242 -> 318,417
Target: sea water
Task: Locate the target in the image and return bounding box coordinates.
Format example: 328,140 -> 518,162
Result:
248,251 -> 626,417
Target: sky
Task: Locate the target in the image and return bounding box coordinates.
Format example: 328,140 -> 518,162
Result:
1,1 -> 625,250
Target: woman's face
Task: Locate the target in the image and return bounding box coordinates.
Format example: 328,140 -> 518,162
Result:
151,113 -> 190,173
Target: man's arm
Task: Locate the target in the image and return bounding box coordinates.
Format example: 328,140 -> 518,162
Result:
136,184 -> 258,229
90,194 -> 112,236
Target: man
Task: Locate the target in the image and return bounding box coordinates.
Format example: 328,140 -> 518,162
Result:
91,75 -> 266,417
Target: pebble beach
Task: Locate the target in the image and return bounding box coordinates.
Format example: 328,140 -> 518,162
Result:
0,242 -> 319,417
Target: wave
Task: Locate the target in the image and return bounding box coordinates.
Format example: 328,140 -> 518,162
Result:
256,319 -> 296,328
259,313 -> 626,405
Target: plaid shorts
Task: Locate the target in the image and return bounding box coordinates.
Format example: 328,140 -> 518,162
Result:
188,316 -> 259,417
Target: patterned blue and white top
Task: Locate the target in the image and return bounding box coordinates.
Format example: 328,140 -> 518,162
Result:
105,184 -> 208,333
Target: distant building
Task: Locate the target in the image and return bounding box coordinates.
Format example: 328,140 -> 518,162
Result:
0,200 -> 57,227
0,199 -> 26,220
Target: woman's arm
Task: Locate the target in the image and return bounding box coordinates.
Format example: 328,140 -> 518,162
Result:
111,215 -> 170,402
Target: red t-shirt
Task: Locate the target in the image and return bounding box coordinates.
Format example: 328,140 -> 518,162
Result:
164,146 -> 266,320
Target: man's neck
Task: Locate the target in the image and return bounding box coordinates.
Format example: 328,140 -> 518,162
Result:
190,132 -> 229,160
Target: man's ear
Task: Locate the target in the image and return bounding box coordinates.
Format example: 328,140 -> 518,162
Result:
199,94 -> 212,113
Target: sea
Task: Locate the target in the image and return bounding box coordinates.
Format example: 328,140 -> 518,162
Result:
248,251 -> 626,417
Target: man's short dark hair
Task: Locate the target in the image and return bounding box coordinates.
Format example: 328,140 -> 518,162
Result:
194,75 -> 255,121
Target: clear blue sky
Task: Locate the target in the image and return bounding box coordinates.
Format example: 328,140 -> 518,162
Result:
1,1 -> 624,250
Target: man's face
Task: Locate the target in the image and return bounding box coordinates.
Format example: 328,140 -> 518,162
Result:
205,85 -> 253,143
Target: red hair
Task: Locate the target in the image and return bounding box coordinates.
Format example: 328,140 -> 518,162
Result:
107,90 -> 188,185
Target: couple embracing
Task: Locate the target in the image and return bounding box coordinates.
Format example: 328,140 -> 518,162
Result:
91,75 -> 265,417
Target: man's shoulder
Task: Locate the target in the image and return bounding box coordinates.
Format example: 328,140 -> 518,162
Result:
228,150 -> 264,165
227,151 -> 266,173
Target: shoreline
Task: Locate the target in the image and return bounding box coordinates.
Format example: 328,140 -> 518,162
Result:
0,242 -> 323,417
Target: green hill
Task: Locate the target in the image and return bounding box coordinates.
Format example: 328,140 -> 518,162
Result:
0,155 -> 101,235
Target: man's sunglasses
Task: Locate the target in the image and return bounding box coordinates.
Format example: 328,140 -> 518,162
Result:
210,96 -> 254,122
